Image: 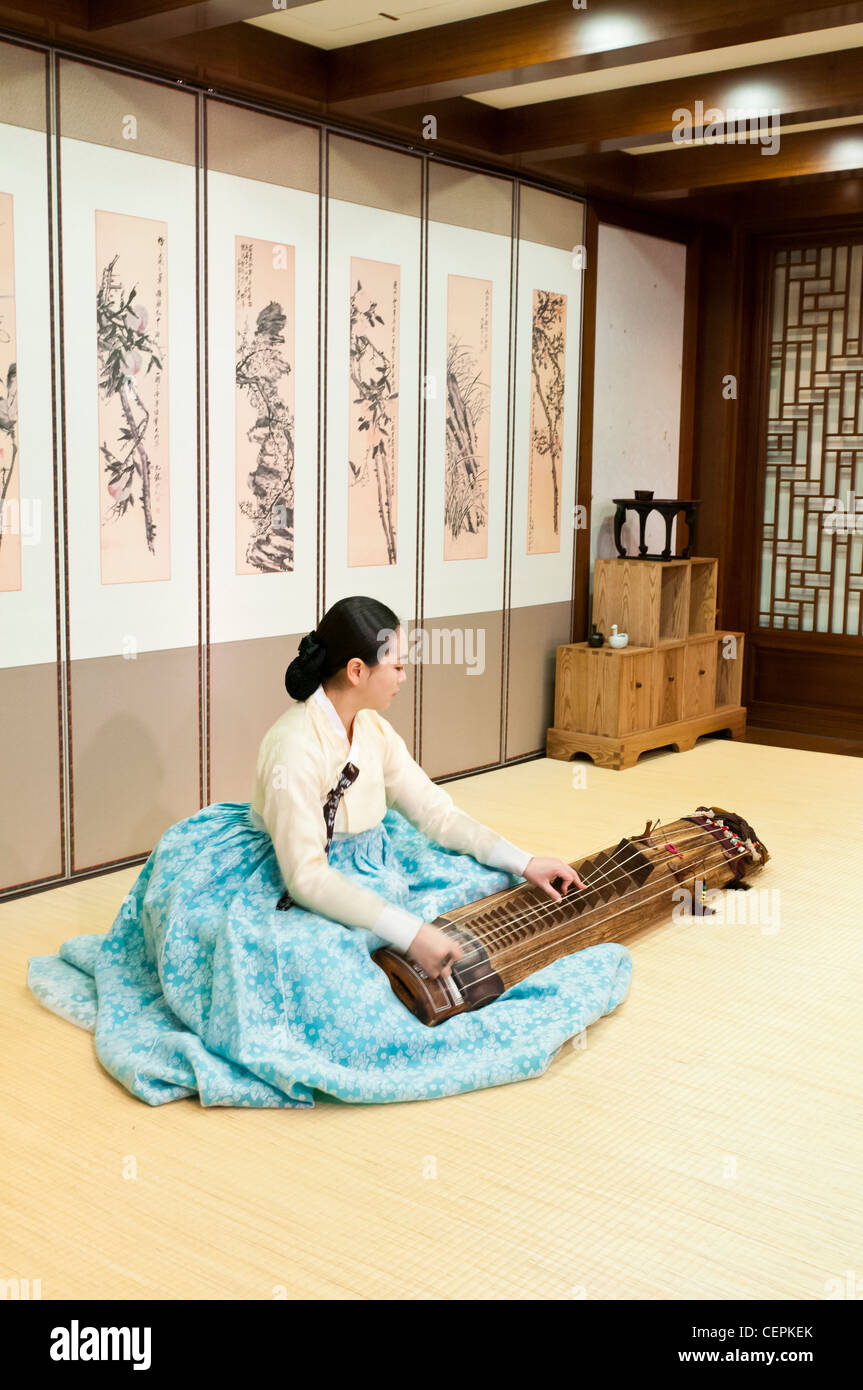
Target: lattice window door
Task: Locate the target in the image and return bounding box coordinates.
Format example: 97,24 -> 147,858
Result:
759,244 -> 863,634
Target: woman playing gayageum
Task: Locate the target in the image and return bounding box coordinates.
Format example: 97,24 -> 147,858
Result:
27,595 -> 634,1108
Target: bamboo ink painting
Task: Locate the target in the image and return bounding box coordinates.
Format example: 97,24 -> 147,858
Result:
445,273 -> 492,561
348,257 -> 399,568
528,289 -> 567,555
235,236 -> 295,574
95,210 -> 169,584
0,190 -> 20,593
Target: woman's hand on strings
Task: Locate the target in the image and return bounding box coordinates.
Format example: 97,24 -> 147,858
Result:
407,924 -> 464,979
523,857 -> 586,901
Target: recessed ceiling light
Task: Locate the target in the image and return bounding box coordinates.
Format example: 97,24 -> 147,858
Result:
724,82 -> 783,118
579,15 -> 651,53
833,137 -> 863,166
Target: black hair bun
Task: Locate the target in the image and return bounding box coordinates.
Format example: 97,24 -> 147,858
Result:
285,629 -> 327,701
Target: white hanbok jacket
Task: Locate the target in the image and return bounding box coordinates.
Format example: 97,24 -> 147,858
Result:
250,682 -> 532,952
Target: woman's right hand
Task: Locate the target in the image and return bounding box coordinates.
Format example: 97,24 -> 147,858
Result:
407,924 -> 464,979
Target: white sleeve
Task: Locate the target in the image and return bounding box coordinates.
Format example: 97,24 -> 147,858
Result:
259,738 -> 424,953
379,718 -> 533,876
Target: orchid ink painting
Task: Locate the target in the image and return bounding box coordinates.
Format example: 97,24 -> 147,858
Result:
348,257 -> 400,567
528,288 -> 567,554
444,274 -> 491,561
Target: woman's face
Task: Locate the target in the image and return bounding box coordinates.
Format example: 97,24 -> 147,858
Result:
364,624 -> 409,709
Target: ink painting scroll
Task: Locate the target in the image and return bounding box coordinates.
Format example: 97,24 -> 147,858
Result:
445,273 -> 492,561
527,288 -> 567,555
348,256 -> 400,568
234,235 -> 296,574
0,190 -> 19,592
95,209 -> 170,584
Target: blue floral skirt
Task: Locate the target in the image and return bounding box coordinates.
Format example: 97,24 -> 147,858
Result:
26,802 -> 633,1108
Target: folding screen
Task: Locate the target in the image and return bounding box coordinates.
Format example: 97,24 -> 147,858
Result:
0,42 -> 61,891
206,101 -> 320,801
0,39 -> 590,902
422,166 -> 514,777
506,185 -> 584,759
59,61 -> 200,870
324,135 -> 422,751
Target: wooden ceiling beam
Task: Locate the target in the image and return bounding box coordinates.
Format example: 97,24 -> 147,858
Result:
503,47 -> 863,160
327,0 -> 863,111
153,20 -> 326,107
4,0 -> 863,219
0,3 -> 327,109
0,0 -> 88,26
633,127 -> 863,197
84,1 -> 319,45
528,150 -> 637,201
656,174 -> 863,225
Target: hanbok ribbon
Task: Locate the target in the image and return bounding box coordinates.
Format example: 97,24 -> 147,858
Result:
276,761 -> 360,911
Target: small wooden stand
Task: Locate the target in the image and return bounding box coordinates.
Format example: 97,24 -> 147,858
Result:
547,557 -> 747,770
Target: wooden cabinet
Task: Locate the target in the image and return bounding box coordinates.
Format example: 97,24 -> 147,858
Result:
554,645 -> 654,737
548,558 -> 747,770
683,637 -> 717,719
652,643 -> 684,725
593,556 -> 717,647
617,651 -> 654,735
715,630 -> 744,708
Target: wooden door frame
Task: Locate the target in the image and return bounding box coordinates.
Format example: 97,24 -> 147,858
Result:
738,225 -> 863,751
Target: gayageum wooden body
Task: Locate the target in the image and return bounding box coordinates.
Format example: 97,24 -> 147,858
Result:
372,806 -> 770,1026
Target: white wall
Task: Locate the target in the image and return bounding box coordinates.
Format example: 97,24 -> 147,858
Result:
591,224 -> 687,572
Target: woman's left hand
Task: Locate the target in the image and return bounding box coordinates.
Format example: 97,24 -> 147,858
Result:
523,856 -> 587,901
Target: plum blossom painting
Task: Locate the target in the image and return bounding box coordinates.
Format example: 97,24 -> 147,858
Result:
445,273 -> 491,561
348,257 -> 399,567
528,288 -> 567,555
0,190 -> 20,593
96,209 -> 169,584
235,236 -> 295,574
